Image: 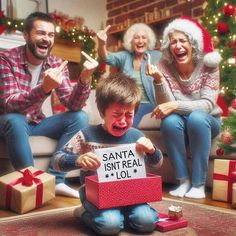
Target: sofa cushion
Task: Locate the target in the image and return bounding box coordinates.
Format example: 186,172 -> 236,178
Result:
137,112 -> 161,130
0,136 -> 57,159
29,136 -> 57,156
83,89 -> 103,126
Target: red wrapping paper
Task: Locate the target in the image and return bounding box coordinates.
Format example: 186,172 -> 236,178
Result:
232,183 -> 236,208
85,173 -> 162,209
156,213 -> 188,232
212,160 -> 236,203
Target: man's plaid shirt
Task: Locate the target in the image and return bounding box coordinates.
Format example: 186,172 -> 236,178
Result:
0,45 -> 91,123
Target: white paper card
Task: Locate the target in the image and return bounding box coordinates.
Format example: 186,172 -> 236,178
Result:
94,144 -> 146,182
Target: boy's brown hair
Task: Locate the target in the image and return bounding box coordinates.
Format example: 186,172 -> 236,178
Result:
96,73 -> 142,116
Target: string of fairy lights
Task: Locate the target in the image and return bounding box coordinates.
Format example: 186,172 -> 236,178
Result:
0,10 -> 97,59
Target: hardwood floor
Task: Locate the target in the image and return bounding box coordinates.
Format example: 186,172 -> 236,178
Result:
0,180 -> 233,218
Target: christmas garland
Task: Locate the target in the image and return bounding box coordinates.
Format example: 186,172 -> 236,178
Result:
0,10 -> 96,57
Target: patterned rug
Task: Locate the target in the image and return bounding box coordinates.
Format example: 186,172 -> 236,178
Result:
0,197 -> 235,236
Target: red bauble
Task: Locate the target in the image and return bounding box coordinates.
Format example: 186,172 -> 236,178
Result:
217,21 -> 230,34
217,94 -> 229,117
216,148 -> 224,156
231,98 -> 236,109
220,130 -> 233,144
0,25 -> 6,35
223,4 -> 235,16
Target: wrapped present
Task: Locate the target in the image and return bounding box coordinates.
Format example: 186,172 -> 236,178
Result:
233,183 -> 236,208
0,166 -> 55,214
212,159 -> 236,203
85,173 -> 162,209
156,212 -> 188,232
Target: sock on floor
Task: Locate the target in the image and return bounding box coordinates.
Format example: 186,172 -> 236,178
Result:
169,178 -> 191,197
55,183 -> 80,198
185,185 -> 206,199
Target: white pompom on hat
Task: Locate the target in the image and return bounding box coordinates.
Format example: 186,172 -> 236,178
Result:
162,16 -> 222,67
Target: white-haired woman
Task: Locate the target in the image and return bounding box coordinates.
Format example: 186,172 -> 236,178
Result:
97,23 -> 161,127
147,16 -> 222,199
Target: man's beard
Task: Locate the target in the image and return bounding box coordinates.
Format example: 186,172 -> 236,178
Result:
27,39 -> 52,60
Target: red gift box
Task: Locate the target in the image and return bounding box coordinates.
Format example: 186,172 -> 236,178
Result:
156,213 -> 188,232
85,173 -> 162,209
212,160 -> 236,203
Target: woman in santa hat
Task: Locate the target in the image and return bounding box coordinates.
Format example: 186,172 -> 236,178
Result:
148,16 -> 222,199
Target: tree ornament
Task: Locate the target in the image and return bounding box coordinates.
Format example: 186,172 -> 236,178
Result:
231,98 -> 236,109
216,147 -> 224,156
217,94 -> 229,116
0,25 -> 6,34
234,50 -> 236,59
217,21 -> 230,34
222,4 -> 235,16
233,41 -> 236,48
0,10 -> 4,17
220,129 -> 233,144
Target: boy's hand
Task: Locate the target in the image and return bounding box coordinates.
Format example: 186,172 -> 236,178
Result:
145,54 -> 163,83
42,60 -> 68,93
96,25 -> 111,44
80,51 -> 99,85
136,137 -> 155,155
76,152 -> 101,171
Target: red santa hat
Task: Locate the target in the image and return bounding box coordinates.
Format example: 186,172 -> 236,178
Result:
162,16 -> 222,67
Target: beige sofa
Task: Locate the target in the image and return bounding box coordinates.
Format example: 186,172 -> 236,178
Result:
0,90 -> 235,187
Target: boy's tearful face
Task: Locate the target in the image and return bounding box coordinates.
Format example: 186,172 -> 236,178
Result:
102,103 -> 135,137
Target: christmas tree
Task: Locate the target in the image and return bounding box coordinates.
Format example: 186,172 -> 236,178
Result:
201,1 -> 236,156
217,112 -> 236,155
201,0 -> 236,104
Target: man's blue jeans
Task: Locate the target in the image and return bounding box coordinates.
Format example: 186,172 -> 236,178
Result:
0,111 -> 88,183
78,185 -> 158,235
160,111 -> 221,187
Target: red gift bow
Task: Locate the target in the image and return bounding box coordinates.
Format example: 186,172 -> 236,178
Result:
213,160 -> 236,203
5,169 -> 44,209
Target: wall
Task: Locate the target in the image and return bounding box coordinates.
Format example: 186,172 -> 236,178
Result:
105,0 -> 205,50
2,0 -> 107,33
1,0 -> 47,18
106,0 -> 205,28
47,0 -> 107,32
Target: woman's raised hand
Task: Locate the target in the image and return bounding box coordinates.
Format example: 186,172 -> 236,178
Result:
96,25 -> 111,44
146,53 -> 163,83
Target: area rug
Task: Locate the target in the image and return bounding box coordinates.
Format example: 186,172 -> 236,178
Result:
0,197 -> 236,236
